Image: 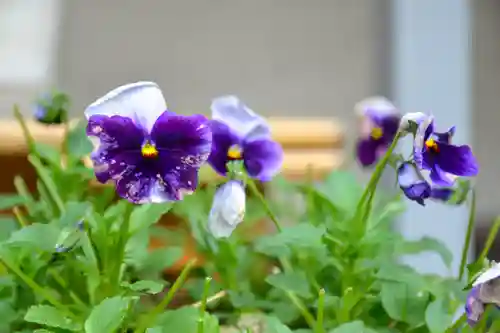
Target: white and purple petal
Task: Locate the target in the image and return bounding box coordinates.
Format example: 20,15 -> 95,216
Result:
397,162 -> 432,205
354,96 -> 399,120
207,180 -> 246,238
211,95 -> 270,141
85,81 -> 167,133
413,115 -> 434,168
465,286 -> 485,326
243,138 -> 284,181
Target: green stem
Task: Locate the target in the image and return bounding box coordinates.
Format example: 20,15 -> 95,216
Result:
0,256 -> 75,318
478,216 -> 500,263
28,155 -> 65,215
111,203 -> 134,289
197,277 -> 212,333
13,105 -> 36,152
246,178 -> 282,233
445,313 -> 466,333
458,189 -> 476,280
134,259 -> 197,333
287,290 -> 316,328
315,289 -> 325,333
355,132 -> 402,225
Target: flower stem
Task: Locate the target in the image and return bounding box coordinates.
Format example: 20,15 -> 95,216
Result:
287,290 -> 316,328
478,216 -> 500,263
197,276 -> 212,333
134,258 -> 197,333
111,203 -> 134,290
445,313 -> 466,332
13,105 -> 36,153
458,189 -> 476,280
315,289 -> 325,333
355,131 -> 402,227
246,178 -> 282,233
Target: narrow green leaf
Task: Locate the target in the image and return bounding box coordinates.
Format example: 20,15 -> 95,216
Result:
396,236 -> 453,269
24,305 -> 81,331
122,280 -> 165,294
33,143 -> 61,167
66,120 -> 93,161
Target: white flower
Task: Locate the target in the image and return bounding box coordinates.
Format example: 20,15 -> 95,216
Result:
398,112 -> 429,135
208,180 -> 246,238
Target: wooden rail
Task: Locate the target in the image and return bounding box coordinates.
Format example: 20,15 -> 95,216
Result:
0,118 -> 345,179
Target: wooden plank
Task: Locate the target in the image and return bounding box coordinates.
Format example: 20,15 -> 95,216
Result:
0,118 -> 343,154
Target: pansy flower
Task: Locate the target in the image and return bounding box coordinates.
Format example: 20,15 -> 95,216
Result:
465,263 -> 500,326
207,180 -> 246,238
413,116 -> 478,186
85,82 -> 212,203
355,97 -> 400,167
397,162 -> 453,206
34,91 -> 70,125
208,95 -> 283,181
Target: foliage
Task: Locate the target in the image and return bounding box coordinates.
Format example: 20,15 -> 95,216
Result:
0,105 -> 491,333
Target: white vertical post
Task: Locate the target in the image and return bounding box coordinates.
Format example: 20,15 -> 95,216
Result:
391,0 -> 472,276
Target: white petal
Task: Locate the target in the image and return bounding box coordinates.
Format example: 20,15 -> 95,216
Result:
85,81 -> 167,133
354,96 -> 398,117
473,263 -> 500,287
399,112 -> 429,133
211,95 -> 270,140
207,181 -> 246,238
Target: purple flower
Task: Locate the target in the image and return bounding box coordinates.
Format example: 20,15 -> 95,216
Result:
85,82 -> 212,203
355,97 -> 400,166
208,96 -> 283,181
397,162 -> 453,206
465,263 -> 500,326
414,116 -> 478,186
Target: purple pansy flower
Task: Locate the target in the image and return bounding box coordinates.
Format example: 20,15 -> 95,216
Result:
414,116 -> 478,186
207,180 -> 246,238
85,82 -> 212,203
465,263 -> 500,326
207,95 -> 283,181
397,162 -> 453,206
355,97 -> 401,167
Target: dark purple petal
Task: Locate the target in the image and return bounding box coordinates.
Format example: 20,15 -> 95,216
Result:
243,139 -> 283,181
207,120 -> 242,176
430,188 -> 454,201
434,143 -> 479,177
151,111 -> 212,168
87,115 -> 144,184
401,183 -> 431,206
379,115 -> 400,144
87,115 -> 145,150
356,139 -> 379,167
466,286 -> 485,326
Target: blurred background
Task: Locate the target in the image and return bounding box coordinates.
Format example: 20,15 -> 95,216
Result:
0,1 -> 497,271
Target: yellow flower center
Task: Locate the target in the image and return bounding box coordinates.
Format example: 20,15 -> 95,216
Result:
227,145 -> 243,160
141,142 -> 158,158
425,138 -> 439,153
371,127 -> 383,140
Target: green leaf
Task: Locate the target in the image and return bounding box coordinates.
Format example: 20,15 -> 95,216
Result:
140,247 -> 183,272
255,224 -> 325,258
34,329 -> 56,333
0,194 -> 27,210
33,143 -> 61,167
0,301 -> 17,331
24,305 -> 81,331
66,120 -> 93,161
425,299 -> 454,333
396,236 -> 453,269
57,201 -> 90,227
6,223 -> 59,251
122,280 -> 164,294
320,171 -> 363,212
129,203 -> 174,234
265,316 -> 293,333
266,271 -> 311,298
380,281 -> 429,327
0,217 -> 18,242
154,307 -> 219,333
328,321 -> 377,333
84,296 -> 131,333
